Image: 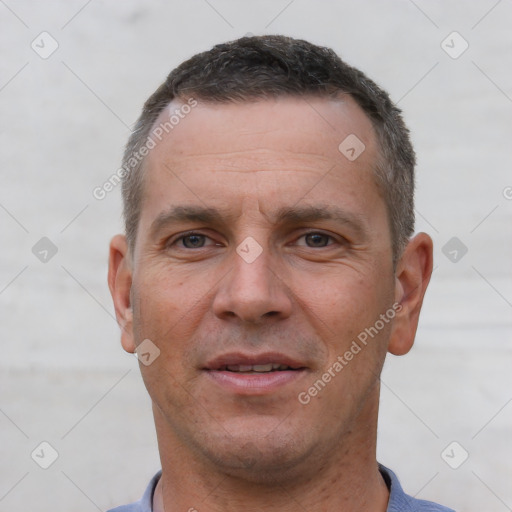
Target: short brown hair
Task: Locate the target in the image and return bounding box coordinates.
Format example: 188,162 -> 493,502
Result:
121,35 -> 415,264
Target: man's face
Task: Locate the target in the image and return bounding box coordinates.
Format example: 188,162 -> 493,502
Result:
127,97 -> 398,479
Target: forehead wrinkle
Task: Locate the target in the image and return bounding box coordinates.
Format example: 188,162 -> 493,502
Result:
153,157 -> 337,178
170,148 -> 333,159
161,154 -> 334,174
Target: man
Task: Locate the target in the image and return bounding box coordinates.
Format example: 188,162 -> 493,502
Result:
107,35 -> 454,511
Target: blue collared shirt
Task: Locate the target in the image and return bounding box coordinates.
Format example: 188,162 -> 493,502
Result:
107,465 -> 455,511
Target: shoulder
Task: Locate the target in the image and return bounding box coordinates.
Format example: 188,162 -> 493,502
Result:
380,464 -> 456,512
106,471 -> 162,512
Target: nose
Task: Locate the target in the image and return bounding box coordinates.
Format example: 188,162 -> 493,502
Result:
212,242 -> 293,324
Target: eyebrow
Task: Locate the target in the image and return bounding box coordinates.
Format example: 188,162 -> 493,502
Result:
149,206 -> 227,239
273,205 -> 368,237
149,204 -> 368,239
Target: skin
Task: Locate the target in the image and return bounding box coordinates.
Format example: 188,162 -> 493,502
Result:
108,96 -> 433,512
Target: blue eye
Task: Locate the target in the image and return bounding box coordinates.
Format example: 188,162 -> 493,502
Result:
169,231 -> 337,251
299,232 -> 333,247
179,234 -> 207,248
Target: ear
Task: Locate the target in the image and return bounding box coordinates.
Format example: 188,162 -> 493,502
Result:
388,232 -> 433,356
108,234 -> 135,353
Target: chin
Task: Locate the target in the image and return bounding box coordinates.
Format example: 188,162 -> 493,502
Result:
196,426 -> 316,484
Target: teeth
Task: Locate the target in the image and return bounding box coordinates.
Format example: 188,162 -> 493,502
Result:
224,363 -> 292,372
252,364 -> 273,372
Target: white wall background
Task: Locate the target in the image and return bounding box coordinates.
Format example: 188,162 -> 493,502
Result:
1,1 -> 511,511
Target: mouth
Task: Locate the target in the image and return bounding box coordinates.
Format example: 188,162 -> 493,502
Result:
203,353 -> 308,394
217,363 -> 302,373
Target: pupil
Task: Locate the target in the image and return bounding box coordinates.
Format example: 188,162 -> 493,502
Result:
184,235 -> 204,248
307,234 -> 327,247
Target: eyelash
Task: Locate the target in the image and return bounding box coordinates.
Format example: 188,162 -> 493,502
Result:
168,231 -> 339,249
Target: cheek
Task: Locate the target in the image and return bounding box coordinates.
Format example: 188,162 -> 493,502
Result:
131,271 -> 195,345
288,269 -> 388,343
131,276 -> 201,407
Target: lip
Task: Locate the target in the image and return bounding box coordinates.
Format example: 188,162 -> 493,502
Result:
203,352 -> 308,395
204,352 -> 306,370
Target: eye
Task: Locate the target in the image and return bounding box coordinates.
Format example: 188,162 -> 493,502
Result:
296,232 -> 335,248
172,232 -> 217,249
182,234 -> 206,248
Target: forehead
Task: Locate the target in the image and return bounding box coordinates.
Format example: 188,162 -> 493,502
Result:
147,95 -> 377,172
137,96 -> 384,241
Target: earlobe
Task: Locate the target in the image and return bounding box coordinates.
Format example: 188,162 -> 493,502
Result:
388,233 -> 433,356
108,234 -> 136,353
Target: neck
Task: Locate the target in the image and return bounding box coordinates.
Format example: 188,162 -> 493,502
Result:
152,393 -> 389,512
